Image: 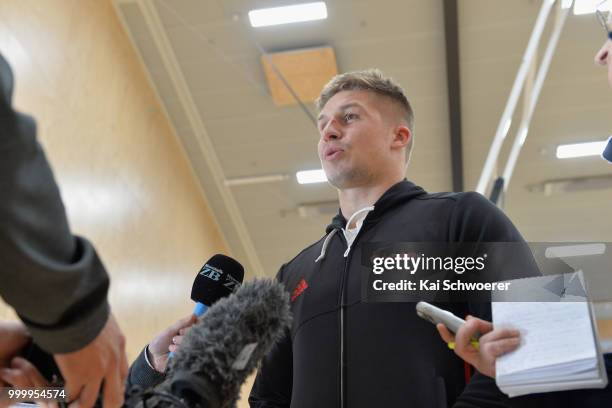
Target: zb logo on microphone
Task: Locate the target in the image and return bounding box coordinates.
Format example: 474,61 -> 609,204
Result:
200,264 -> 223,281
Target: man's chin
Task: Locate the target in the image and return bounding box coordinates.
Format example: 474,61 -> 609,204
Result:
326,173 -> 364,190
325,175 -> 341,189
324,171 -> 348,189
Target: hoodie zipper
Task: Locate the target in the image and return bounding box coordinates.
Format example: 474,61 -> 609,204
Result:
340,252 -> 348,408
338,221 -> 370,408
340,231 -> 350,408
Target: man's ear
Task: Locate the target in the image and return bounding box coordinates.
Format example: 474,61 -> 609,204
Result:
391,125 -> 411,149
594,41 -> 609,66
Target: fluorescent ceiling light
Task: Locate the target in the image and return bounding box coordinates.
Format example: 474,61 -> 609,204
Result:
545,243 -> 606,258
556,140 -> 608,159
572,0 -> 611,15
561,0 -> 574,9
296,169 -> 327,184
248,2 -> 327,27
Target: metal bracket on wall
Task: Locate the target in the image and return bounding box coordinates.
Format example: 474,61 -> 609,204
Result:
476,0 -> 570,207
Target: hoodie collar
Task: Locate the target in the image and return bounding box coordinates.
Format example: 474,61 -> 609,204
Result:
325,180 -> 427,234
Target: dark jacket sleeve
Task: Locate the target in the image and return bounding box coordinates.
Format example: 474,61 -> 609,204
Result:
450,191 -> 540,292
0,53 -> 110,353
453,372 -> 511,408
450,192 -> 540,407
127,347 -> 167,390
249,266 -> 293,407
450,191 -> 532,244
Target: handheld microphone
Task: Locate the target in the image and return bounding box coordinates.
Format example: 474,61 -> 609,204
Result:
129,278 -> 291,408
190,254 -> 244,317
168,254 -> 244,359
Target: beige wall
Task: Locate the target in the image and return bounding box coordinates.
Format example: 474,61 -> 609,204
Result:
0,0 -> 228,360
0,1 -> 260,403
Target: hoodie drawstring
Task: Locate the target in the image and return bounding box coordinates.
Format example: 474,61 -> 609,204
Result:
315,205 -> 375,262
342,206 -> 374,257
315,229 -> 338,263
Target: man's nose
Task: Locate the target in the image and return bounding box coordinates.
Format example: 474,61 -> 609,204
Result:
321,118 -> 341,141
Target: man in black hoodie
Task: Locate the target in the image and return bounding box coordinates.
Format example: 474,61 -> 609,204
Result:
248,69 -> 537,408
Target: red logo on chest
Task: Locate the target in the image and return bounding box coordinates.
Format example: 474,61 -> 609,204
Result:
291,278 -> 308,302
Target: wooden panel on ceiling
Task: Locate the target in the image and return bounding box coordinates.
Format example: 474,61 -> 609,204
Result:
261,46 -> 338,107
598,319 -> 612,340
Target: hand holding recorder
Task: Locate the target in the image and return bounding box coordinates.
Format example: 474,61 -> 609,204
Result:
416,302 -> 521,378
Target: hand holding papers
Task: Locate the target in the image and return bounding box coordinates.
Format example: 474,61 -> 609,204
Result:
492,271 -> 608,397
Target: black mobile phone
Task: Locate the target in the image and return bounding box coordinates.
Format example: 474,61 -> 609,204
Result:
19,340 -> 63,384
19,341 -> 103,408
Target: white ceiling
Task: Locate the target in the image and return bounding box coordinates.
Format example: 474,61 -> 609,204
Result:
112,0 -> 612,283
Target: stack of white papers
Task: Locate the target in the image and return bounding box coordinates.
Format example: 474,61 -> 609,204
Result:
492,272 -> 608,397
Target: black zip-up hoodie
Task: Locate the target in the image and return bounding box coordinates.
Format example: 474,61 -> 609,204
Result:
250,180 -> 538,408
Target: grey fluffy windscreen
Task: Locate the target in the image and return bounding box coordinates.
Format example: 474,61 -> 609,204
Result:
156,278 -> 291,407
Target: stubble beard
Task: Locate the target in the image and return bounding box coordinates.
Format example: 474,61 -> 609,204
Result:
325,164 -> 374,190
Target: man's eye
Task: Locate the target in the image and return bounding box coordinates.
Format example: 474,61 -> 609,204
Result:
344,113 -> 358,122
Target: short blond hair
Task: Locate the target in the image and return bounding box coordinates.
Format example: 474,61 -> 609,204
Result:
315,69 -> 415,162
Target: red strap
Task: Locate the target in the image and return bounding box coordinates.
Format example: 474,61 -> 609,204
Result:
464,362 -> 472,384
